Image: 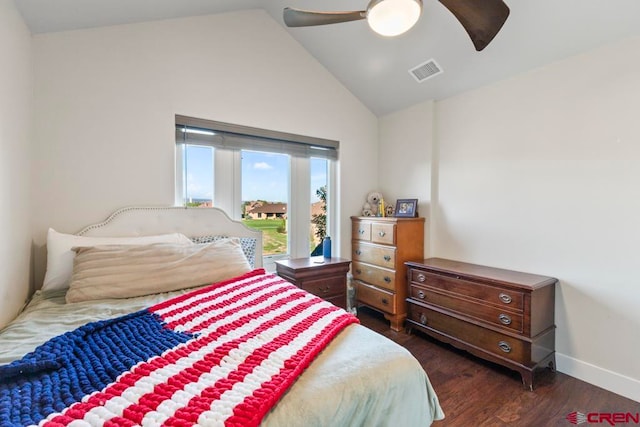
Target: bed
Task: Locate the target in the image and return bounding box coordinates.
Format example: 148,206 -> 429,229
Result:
0,206 -> 444,427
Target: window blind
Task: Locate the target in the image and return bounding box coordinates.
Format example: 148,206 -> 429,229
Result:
175,115 -> 339,160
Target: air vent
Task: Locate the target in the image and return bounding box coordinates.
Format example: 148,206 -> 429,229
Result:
409,59 -> 443,83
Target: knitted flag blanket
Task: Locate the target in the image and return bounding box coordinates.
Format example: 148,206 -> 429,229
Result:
0,269 -> 359,427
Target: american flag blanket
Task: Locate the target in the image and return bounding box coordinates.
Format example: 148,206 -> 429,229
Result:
0,269 -> 359,427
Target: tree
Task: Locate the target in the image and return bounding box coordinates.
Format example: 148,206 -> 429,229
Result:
311,186 -> 327,240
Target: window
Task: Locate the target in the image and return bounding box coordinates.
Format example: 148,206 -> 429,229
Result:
310,158 -> 328,255
175,115 -> 338,270
182,145 -> 213,206
241,150 -> 289,257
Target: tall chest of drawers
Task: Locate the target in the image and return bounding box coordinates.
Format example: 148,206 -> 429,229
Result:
405,258 -> 557,390
351,216 -> 424,331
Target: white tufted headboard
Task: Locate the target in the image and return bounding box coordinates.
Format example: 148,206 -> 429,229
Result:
77,206 -> 263,267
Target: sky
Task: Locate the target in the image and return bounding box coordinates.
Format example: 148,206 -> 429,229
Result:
184,146 -> 327,203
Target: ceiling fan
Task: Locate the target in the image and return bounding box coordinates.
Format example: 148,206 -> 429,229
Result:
283,0 -> 510,51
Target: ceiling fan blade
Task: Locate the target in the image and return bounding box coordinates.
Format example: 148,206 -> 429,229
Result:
283,7 -> 366,28
438,0 -> 510,51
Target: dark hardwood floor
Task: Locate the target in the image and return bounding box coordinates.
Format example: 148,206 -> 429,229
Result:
356,307 -> 639,426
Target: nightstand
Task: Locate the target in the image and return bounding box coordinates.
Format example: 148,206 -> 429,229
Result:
275,257 -> 351,309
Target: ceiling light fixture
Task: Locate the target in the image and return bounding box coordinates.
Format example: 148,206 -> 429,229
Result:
366,0 -> 422,37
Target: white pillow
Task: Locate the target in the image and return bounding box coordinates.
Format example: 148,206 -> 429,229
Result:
42,228 -> 193,291
65,239 -> 252,303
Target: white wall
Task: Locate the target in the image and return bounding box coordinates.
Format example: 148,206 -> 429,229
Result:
0,0 -> 33,329
434,36 -> 640,401
378,100 -> 434,256
31,10 -> 378,288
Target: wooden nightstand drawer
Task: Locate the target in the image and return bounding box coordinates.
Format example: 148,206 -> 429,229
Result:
408,284 -> 524,333
352,242 -> 396,269
352,261 -> 396,292
303,276 -> 348,299
355,281 -> 396,314
410,269 -> 524,311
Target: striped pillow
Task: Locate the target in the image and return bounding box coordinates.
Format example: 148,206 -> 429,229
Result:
66,238 -> 251,303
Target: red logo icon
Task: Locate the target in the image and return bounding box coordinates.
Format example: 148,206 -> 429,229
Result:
567,411 -> 587,425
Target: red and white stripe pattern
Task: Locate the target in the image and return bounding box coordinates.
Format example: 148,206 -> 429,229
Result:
38,269 -> 359,427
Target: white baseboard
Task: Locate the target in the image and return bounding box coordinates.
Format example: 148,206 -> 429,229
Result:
556,353 -> 640,403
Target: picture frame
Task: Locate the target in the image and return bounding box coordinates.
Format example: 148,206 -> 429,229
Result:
395,199 -> 418,218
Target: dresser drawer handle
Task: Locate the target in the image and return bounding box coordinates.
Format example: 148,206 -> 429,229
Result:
384,276 -> 391,283
417,290 -> 425,299
499,314 -> 512,325
355,269 -> 362,275
320,286 -> 330,294
499,293 -> 512,304
378,231 -> 386,237
381,298 -> 389,305
419,313 -> 427,325
359,229 -> 365,235
498,341 -> 512,353
416,274 -> 426,283
355,249 -> 362,255
383,255 -> 391,262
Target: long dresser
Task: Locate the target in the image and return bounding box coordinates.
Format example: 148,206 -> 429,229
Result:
351,216 -> 424,331
405,258 -> 557,390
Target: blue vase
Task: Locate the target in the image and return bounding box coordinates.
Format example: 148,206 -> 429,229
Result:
322,236 -> 332,258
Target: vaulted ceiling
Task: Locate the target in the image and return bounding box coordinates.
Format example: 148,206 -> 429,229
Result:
15,0 -> 640,116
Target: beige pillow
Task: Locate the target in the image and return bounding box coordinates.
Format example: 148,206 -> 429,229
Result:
66,238 -> 251,303
43,228 -> 193,291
